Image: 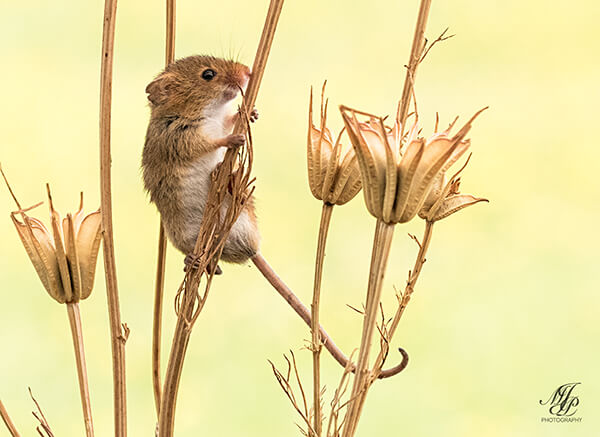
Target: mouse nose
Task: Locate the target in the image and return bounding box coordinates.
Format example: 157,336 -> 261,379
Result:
239,68 -> 251,89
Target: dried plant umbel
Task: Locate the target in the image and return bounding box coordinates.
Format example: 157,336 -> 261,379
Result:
338,110 -> 487,436
339,106 -> 486,225
1,167 -> 99,437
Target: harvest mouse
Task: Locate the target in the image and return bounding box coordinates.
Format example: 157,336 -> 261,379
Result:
141,56 -> 409,377
142,55 -> 260,271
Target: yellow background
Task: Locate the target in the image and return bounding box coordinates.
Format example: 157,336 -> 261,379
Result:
1,1 -> 598,436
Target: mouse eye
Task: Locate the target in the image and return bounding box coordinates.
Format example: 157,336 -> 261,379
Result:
201,69 -> 216,81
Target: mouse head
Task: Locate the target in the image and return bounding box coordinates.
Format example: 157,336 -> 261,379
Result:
146,55 -> 251,119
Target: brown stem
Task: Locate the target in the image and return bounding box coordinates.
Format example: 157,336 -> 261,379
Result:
373,221 -> 433,374
342,220 -> 395,437
152,0 -> 176,418
66,303 -> 95,437
0,399 -> 20,437
99,0 -> 127,435
158,280 -> 209,437
397,0 -> 432,126
157,2 -> 284,435
311,203 -> 333,436
152,223 -> 167,417
251,253 -> 408,379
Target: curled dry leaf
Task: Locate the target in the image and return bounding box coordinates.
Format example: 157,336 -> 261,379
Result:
340,105 -> 487,224
307,83 -> 362,205
10,186 -> 102,303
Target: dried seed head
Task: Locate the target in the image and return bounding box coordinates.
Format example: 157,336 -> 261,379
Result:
3,174 -> 102,303
418,153 -> 488,222
340,105 -> 487,224
307,83 -> 362,205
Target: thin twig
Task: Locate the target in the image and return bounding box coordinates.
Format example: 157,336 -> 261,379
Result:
66,302 -> 95,437
99,0 -> 127,435
269,355 -> 317,437
152,0 -> 176,418
311,202 -> 334,436
397,0 -> 432,127
419,27 -> 454,63
0,399 -> 20,437
28,389 -> 54,437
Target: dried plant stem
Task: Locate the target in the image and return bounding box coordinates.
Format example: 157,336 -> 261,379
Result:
158,279 -> 211,437
66,303 -> 95,437
157,2 -> 283,435
252,254 -> 408,378
310,202 -> 333,436
397,0 -> 432,126
0,399 -> 20,437
342,220 -> 395,437
152,0 -> 176,418
99,0 -> 127,435
152,223 -> 166,416
372,221 -> 434,374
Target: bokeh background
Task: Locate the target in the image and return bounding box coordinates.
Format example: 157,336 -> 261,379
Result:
1,1 -> 598,436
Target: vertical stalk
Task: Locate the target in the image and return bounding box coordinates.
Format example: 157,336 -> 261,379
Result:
397,0 -> 432,126
310,202 -> 334,436
158,283 -> 204,437
66,302 -> 95,437
152,224 -> 167,416
99,0 -> 127,435
372,221 -> 433,374
0,400 -> 20,437
152,0 -> 176,418
342,220 -> 395,437
157,2 -> 284,435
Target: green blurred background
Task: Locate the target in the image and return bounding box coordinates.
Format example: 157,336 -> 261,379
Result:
1,0 -> 598,435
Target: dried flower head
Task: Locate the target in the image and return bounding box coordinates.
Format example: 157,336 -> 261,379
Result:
307,83 -> 362,205
7,182 -> 102,304
340,105 -> 486,224
418,151 -> 488,222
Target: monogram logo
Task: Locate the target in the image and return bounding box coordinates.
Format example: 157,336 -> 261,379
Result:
539,382 -> 580,417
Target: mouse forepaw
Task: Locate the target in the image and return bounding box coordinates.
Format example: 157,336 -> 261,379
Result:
218,133 -> 246,149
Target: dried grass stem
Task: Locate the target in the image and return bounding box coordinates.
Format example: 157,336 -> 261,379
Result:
341,220 -> 394,437
66,302 -> 95,437
310,202 -> 334,436
99,0 -> 127,435
373,221 -> 434,374
0,400 -> 20,437
152,0 -> 177,418
397,0 -> 432,125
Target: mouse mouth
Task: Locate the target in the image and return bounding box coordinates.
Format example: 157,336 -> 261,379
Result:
223,85 -> 240,101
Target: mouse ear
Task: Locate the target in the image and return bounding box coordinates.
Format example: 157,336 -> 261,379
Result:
146,73 -> 175,106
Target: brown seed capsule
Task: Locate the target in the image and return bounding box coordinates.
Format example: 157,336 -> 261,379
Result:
307,83 -> 362,205
340,105 -> 487,224
10,186 -> 102,303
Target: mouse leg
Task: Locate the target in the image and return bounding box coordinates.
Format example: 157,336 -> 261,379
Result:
183,254 -> 223,275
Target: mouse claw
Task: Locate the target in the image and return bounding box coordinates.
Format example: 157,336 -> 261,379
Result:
249,108 -> 259,123
184,254 -> 223,276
